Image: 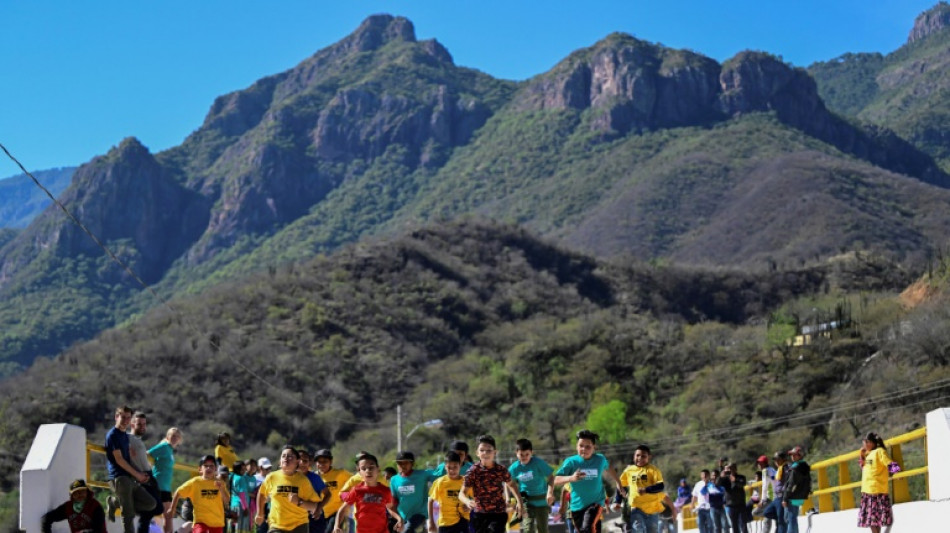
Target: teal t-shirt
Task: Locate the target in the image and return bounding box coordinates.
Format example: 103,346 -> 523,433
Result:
390,469 -> 438,519
509,457 -> 553,507
555,453 -> 608,511
147,441 -> 175,492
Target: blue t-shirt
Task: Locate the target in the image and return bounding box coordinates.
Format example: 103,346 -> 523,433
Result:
432,461 -> 473,478
509,457 -> 554,507
147,441 -> 176,492
555,453 -> 609,511
390,469 -> 438,519
305,471 -> 327,493
105,427 -> 131,480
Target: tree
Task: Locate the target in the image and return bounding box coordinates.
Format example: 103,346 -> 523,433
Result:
586,400 -> 628,444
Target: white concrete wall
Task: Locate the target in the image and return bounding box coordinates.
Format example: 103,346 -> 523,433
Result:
20,424 -> 88,533
799,499 -> 950,532
926,407 -> 950,501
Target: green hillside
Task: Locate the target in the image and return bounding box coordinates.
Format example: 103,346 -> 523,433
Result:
0,220 -> 944,500
811,3 -> 950,167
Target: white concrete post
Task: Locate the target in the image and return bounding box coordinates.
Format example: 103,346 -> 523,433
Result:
19,424 -> 88,533
926,407 -> 950,501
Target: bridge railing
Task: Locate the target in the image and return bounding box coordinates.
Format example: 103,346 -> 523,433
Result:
680,427 -> 929,530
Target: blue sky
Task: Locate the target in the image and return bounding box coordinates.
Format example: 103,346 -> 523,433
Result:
0,0 -> 939,177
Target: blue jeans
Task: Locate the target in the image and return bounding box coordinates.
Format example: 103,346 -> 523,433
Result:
784,504 -> 799,533
695,509 -> 712,533
629,509 -> 659,533
709,508 -> 728,533
764,500 -> 784,533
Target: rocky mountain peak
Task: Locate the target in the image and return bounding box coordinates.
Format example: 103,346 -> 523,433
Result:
908,2 -> 950,44
345,14 -> 416,53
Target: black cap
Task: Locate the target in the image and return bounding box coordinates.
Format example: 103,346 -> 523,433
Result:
69,479 -> 89,493
315,449 -> 333,459
450,441 -> 469,453
199,454 -> 216,465
395,451 -> 415,462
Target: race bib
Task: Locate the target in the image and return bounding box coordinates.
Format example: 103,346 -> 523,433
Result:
398,485 -> 416,495
579,469 -> 599,479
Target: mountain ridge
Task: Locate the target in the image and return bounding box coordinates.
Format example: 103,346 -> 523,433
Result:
3,9 -> 950,371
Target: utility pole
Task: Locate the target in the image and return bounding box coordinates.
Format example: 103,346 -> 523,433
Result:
397,404 -> 403,452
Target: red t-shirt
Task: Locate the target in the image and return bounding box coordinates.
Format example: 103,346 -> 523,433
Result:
343,483 -> 393,533
463,462 -> 511,513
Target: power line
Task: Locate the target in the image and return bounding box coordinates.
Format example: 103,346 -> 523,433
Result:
529,378 -> 950,457
0,142 -> 384,428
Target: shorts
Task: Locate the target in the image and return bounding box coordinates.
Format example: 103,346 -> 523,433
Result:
470,512 -> 507,533
193,524 -> 224,533
439,518 -> 469,533
161,490 -> 173,503
570,503 -> 603,533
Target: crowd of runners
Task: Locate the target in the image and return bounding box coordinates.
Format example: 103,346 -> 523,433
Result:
40,407 -> 897,533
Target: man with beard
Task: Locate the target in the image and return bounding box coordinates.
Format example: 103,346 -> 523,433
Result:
129,412 -> 163,532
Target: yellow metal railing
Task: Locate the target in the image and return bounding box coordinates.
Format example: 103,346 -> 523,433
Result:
86,441 -> 199,490
680,427 -> 928,530
807,427 -> 927,513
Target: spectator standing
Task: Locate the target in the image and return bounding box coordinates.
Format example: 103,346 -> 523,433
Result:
857,432 -> 894,533
105,406 -> 157,533
150,428 -> 183,533
707,471 -> 726,533
216,433 -> 239,470
690,470 -> 712,533
781,447 -> 810,533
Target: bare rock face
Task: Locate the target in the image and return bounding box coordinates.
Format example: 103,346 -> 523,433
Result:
514,34 -> 722,133
0,138 -> 209,284
908,2 -> 950,44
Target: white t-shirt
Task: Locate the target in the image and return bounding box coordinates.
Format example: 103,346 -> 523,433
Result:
692,481 -> 710,510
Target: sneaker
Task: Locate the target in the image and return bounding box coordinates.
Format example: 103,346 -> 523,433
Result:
106,496 -> 118,522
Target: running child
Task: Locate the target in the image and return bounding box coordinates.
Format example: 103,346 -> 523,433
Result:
334,454 -> 403,533
553,430 -> 624,533
459,435 -> 524,533
427,451 -> 470,533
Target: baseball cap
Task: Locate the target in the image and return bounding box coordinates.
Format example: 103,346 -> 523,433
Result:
258,457 -> 272,469
199,454 -> 216,465
315,449 -> 333,459
788,445 -> 805,457
69,479 -> 89,494
756,455 -> 769,465
395,451 -> 415,462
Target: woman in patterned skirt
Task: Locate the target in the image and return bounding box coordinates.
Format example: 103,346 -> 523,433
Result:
857,432 -> 894,533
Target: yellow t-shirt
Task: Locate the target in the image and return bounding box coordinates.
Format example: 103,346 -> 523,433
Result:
861,448 -> 891,494
215,445 -> 238,470
260,470 -> 320,530
429,476 -> 469,526
342,473 -> 389,492
619,464 -> 665,514
321,468 -> 352,516
176,477 -> 226,527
